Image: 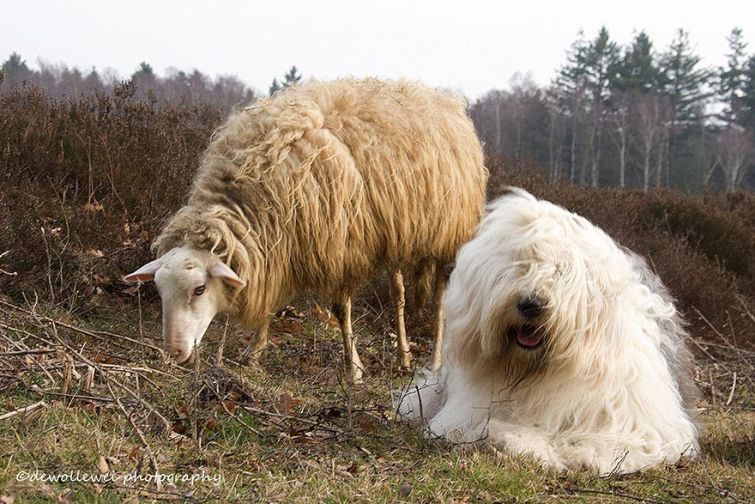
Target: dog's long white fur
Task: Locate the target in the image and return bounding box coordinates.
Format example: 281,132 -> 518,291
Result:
397,188 -> 699,474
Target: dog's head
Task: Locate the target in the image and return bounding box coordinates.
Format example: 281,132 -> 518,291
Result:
446,188 -> 630,384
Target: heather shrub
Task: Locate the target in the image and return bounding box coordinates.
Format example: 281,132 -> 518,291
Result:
0,96 -> 752,352
0,84 -> 223,308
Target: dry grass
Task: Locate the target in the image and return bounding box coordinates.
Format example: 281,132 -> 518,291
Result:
0,292 -> 753,503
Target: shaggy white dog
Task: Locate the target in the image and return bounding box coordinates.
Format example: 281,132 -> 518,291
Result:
397,188 -> 699,474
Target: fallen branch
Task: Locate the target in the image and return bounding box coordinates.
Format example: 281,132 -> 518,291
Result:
0,298 -> 164,352
29,385 -> 115,404
105,379 -> 163,492
0,400 -> 47,421
241,405 -> 344,435
0,349 -> 55,356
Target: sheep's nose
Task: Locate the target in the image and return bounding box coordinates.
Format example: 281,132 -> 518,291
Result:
518,296 -> 544,320
165,342 -> 192,363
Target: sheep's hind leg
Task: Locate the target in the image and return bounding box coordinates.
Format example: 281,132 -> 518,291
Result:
249,318 -> 270,358
391,270 -> 412,370
240,318 -> 270,364
333,296 -> 364,383
430,271 -> 448,371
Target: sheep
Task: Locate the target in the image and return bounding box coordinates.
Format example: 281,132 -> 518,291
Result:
125,78 -> 488,382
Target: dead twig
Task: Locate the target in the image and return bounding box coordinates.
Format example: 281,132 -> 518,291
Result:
0,349 -> 55,356
241,405 -> 344,435
216,316 -> 229,367
0,298 -> 164,353
105,378 -> 162,491
726,372 -> 737,406
0,400 -> 48,421
572,487 -> 664,503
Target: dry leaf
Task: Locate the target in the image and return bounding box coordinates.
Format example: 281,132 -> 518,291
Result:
398,483 -> 412,498
127,446 -> 141,461
276,392 -> 301,414
222,399 -> 237,414
83,202 -> 104,213
174,403 -> 190,419
271,318 -> 303,335
358,417 -> 376,433
96,455 -> 109,474
41,227 -> 62,237
311,303 -> 340,328
82,366 -> 95,393
85,249 -> 104,258
169,430 -> 189,444
346,462 -> 359,475
60,359 -> 73,395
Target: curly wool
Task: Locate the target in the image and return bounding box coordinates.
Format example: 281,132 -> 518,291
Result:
153,78 -> 488,330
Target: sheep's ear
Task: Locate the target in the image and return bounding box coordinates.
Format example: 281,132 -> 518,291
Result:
208,258 -> 246,288
124,258 -> 162,283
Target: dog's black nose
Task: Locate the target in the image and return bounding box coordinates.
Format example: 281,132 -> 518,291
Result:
518,296 -> 544,320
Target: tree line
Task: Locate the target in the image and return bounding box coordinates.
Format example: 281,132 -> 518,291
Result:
471,27 -> 755,192
2,27 -> 754,192
0,57 -> 256,113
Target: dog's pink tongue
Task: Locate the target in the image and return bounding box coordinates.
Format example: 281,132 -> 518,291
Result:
516,327 -> 543,347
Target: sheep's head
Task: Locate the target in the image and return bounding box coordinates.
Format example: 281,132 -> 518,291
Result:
124,246 -> 245,363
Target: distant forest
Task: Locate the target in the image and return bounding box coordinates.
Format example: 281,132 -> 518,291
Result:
2,27 -> 754,192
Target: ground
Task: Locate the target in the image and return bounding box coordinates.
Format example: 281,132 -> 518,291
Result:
0,290 -> 752,504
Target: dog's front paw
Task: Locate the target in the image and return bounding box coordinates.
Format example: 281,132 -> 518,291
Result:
489,427 -> 566,471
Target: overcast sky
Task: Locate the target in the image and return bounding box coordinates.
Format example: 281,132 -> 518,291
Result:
2,0 -> 753,99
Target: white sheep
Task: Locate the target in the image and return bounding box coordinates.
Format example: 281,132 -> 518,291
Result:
125,78 -> 487,382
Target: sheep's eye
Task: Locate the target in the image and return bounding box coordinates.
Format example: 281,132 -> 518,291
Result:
193,285 -> 206,296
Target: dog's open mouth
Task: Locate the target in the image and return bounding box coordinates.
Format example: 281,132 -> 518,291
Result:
509,324 -> 545,350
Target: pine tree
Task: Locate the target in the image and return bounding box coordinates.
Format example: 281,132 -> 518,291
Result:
131,62 -> 158,99
613,32 -> 669,190
283,66 -> 302,87
269,66 -> 303,96
553,31 -> 590,183
660,29 -> 711,125
658,29 -> 712,187
718,27 -> 748,126
582,27 -> 619,186
132,62 -> 155,79
743,55 -> 755,130
1,52 -> 32,88
268,78 -> 281,96
615,31 -> 662,94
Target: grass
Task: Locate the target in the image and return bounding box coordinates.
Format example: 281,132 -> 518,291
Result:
0,294 -> 753,503
0,87 -> 753,502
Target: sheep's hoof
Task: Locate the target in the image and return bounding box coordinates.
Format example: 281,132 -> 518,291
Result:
350,368 -> 364,384
398,355 -> 413,371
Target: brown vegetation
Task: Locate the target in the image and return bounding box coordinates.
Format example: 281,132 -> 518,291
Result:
0,87 -> 753,501
1,87 -> 753,349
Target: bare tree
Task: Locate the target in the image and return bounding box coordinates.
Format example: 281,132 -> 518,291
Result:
633,93 -> 669,191
708,127 -> 752,192
655,122 -> 669,188
546,94 -> 566,181
609,91 -> 631,187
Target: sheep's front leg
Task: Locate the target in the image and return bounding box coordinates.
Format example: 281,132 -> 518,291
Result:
391,270 -> 412,370
430,272 -> 448,371
249,318 -> 270,358
333,296 -> 364,383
